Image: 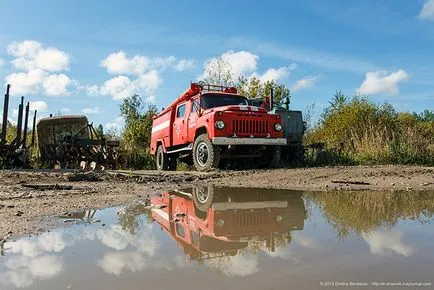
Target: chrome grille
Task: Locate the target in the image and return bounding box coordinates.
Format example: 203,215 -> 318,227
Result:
233,211 -> 267,230
232,119 -> 268,135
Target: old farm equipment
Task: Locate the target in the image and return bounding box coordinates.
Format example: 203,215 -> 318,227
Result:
0,84 -> 37,168
37,115 -> 121,169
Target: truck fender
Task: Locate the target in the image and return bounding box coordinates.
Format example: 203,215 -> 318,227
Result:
194,125 -> 209,140
152,138 -> 168,155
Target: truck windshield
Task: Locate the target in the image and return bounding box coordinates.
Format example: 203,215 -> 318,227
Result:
201,93 -> 248,109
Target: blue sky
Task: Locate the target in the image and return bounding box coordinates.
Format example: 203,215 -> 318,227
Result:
0,0 -> 434,131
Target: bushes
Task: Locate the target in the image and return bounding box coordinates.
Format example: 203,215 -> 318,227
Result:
119,94 -> 158,170
305,92 -> 434,166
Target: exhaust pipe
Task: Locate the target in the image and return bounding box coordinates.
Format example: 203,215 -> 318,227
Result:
1,84 -> 10,144
30,110 -> 37,147
15,96 -> 24,147
22,102 -> 30,148
270,87 -> 274,111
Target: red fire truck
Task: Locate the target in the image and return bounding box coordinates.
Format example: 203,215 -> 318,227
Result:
149,186 -> 305,261
150,82 -> 286,171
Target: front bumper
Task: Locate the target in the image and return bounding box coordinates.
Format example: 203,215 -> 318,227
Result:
212,137 -> 287,146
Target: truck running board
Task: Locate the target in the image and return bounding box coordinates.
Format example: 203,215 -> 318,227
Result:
166,143 -> 193,154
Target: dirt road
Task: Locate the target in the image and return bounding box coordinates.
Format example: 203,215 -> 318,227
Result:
0,165 -> 433,239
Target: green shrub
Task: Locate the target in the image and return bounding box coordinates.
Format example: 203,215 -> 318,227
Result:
305,92 -> 434,166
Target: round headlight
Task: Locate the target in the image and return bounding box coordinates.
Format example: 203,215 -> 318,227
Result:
274,123 -> 282,131
215,120 -> 225,130
216,219 -> 225,227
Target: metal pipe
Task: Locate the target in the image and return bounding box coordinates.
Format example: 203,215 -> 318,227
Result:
1,84 -> 11,144
30,110 -> 37,147
22,102 -> 30,148
270,87 -> 274,111
15,97 -> 24,147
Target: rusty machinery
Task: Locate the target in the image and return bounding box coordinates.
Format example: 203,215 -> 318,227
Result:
0,84 -> 38,168
37,115 -> 121,169
2,84 -> 122,170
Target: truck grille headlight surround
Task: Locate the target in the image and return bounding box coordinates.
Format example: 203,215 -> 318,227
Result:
216,219 -> 225,227
215,120 -> 225,130
274,123 -> 282,131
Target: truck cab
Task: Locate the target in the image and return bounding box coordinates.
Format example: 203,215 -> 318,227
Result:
150,185 -> 306,262
150,83 -> 286,171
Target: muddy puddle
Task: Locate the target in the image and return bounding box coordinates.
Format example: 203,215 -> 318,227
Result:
1,187 -> 434,290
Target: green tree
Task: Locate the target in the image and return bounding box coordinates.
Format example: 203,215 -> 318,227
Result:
413,109 -> 434,122
321,90 -> 348,120
120,94 -> 158,169
95,124 -> 104,139
203,56 -> 233,86
237,76 -> 291,104
202,56 -> 291,105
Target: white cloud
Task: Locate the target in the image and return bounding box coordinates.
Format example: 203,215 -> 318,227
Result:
5,70 -> 72,97
101,50 -> 149,75
1,255 -> 63,288
29,101 -> 48,112
98,251 -> 147,276
173,59 -> 194,71
291,75 -> 321,91
101,51 -> 194,75
99,70 -> 161,100
99,76 -> 132,100
5,69 -> 46,96
84,224 -> 158,255
363,229 -> 413,257
153,56 -> 176,70
145,95 -> 156,103
28,256 -> 63,279
419,0 -> 434,20
201,50 -> 296,85
356,69 -> 408,95
258,66 -> 293,82
4,40 -> 73,96
42,74 -> 71,96
86,84 -> 100,96
221,50 -> 258,80
293,234 -> 319,249
105,116 -> 125,132
81,106 -> 103,114
0,58 -> 4,68
219,253 -> 259,277
7,40 -> 69,72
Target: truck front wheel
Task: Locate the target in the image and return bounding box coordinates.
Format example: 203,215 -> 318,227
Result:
156,145 -> 177,171
193,134 -> 221,172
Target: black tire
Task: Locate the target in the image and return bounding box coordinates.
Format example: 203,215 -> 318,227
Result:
156,145 -> 168,171
156,145 -> 177,171
192,185 -> 214,212
192,134 -> 221,172
257,146 -> 281,168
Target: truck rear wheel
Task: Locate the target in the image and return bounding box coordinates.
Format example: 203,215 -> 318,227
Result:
156,145 -> 177,171
193,134 -> 221,172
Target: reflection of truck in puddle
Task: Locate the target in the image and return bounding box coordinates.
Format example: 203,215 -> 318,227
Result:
150,186 -> 306,261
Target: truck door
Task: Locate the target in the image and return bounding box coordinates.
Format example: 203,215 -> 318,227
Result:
173,102 -> 188,145
172,195 -> 191,244
187,98 -> 200,143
